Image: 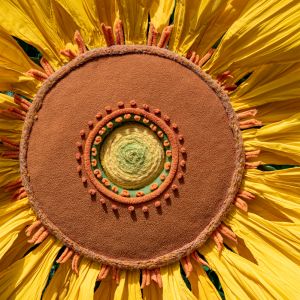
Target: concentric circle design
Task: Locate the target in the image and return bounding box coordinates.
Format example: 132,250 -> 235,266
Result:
83,107 -> 180,204
100,123 -> 165,190
20,45 -> 244,269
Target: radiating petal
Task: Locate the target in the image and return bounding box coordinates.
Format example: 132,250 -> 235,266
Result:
116,0 -> 152,44
243,113 -> 300,165
150,0 -> 175,33
205,0 -> 300,75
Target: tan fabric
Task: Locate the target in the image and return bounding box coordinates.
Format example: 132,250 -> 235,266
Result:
20,46 -> 244,269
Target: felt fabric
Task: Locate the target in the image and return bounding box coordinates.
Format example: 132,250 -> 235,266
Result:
21,46 -> 243,269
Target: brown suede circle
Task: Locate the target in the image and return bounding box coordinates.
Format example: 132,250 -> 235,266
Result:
20,46 -> 244,269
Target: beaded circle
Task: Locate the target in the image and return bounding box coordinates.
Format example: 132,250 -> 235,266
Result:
83,107 -> 180,205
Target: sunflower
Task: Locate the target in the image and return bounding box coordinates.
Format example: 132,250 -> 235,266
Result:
0,0 -> 300,299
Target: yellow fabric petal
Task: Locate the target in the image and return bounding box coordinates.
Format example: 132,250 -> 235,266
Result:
94,269 -> 142,300
161,262 -> 197,300
242,113 -> 300,165
0,31 -> 41,97
143,282 -> 163,300
225,209 -> 300,291
231,63 -> 300,111
43,261 -> 73,300
0,230 -> 32,271
243,168 -> 300,221
195,0 -> 256,57
62,257 -> 99,300
0,198 -> 35,270
116,0 -> 151,45
0,160 -> 20,187
201,241 -> 298,300
0,0 -> 72,69
189,260 -> 221,300
205,0 -> 300,75
150,0 -> 174,33
0,237 -> 62,300
169,0 -> 226,55
53,0 -> 109,48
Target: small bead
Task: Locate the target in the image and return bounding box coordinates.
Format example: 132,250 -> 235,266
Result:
76,142 -> 82,150
80,130 -> 85,138
34,115 -> 38,120
160,174 -> 166,181
88,120 -> 94,128
112,186 -> 118,193
95,136 -> 102,144
107,122 -> 113,128
171,184 -> 178,191
99,198 -> 106,204
177,173 -> 184,180
164,193 -> 170,200
89,189 -> 96,196
150,124 -> 157,131
102,178 -> 110,186
111,204 -> 118,210
75,153 -> 81,161
143,118 -> 149,124
130,100 -> 137,107
76,166 -> 82,173
157,131 -> 164,138
163,140 -> 170,147
136,191 -> 145,197
143,104 -> 150,111
128,205 -> 135,212
124,114 -> 131,119
142,206 -> 149,213
96,112 -> 102,120
153,108 -> 161,115
171,123 -> 178,130
121,190 -> 130,197
164,162 -> 171,170
105,106 -> 112,114
180,147 -> 187,154
115,117 -> 123,123
178,134 -> 184,142
151,183 -> 159,191
154,201 -> 161,208
163,115 -> 170,123
166,150 -> 172,157
134,115 -> 141,121
81,177 -> 87,184
180,160 -> 186,168
118,101 -> 125,108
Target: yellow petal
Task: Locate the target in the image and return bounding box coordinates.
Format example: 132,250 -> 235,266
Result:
169,0 -> 226,55
0,236 -> 62,300
94,269 -> 142,300
0,160 -> 20,187
0,231 -> 32,271
143,282 -> 163,300
195,0 -> 256,57
225,209 -> 300,291
0,0 -> 71,69
231,63 -> 300,111
0,31 -> 41,97
244,168 -> 300,221
205,1 -> 300,75
116,0 -> 151,45
189,260 -> 221,300
63,257 -> 99,300
161,262 -> 197,300
201,241 -> 298,300
43,261 -> 73,300
53,0 -> 109,48
150,0 -> 175,33
243,113 -> 300,164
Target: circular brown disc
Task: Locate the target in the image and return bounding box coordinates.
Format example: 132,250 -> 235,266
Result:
20,46 -> 244,269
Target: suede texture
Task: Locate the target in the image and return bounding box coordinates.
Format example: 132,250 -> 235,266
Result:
23,46 -> 242,268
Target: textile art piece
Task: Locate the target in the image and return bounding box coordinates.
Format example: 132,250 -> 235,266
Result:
0,1 -> 300,299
